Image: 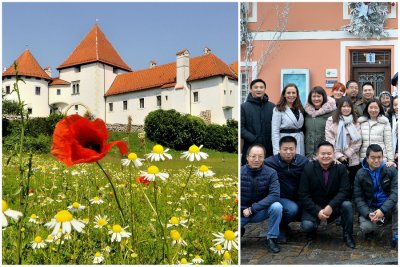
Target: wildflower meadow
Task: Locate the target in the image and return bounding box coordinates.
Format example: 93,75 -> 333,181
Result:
2,69 -> 238,265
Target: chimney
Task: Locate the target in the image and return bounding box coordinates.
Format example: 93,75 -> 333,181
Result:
176,49 -> 190,88
149,60 -> 157,68
204,47 -> 211,55
3,67 -> 7,72
44,66 -> 52,77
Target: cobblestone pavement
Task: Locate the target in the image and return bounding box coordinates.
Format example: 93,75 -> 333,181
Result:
241,218 -> 398,265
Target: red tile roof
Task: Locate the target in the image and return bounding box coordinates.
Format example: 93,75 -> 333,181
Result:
105,53 -> 238,96
230,61 -> 238,76
57,24 -> 132,72
2,50 -> 52,80
50,77 -> 70,85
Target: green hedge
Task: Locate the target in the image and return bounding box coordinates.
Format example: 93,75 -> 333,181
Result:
144,109 -> 237,153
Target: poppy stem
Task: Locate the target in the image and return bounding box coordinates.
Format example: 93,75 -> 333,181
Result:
96,161 -> 126,225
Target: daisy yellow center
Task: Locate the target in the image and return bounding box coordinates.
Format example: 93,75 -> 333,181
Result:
195,255 -> 201,259
223,251 -> 231,260
55,210 -> 73,223
216,244 -> 223,251
2,200 -> 8,212
153,144 -> 164,154
112,224 -> 122,233
128,153 -> 138,160
95,252 -> 101,257
31,214 -> 37,219
199,165 -> 209,172
170,230 -> 181,241
34,236 -> 42,243
148,165 -> 159,174
93,197 -> 100,201
72,202 -> 80,208
46,235 -> 53,241
224,230 -> 235,241
170,216 -> 179,225
180,258 -> 188,264
98,218 -> 107,226
189,145 -> 200,153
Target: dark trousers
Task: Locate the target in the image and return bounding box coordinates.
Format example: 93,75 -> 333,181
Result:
301,201 -> 354,235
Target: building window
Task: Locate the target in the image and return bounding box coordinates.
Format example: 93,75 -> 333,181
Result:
139,98 -> 144,108
5,86 -> 10,94
165,95 -> 168,101
193,92 -> 199,102
224,90 -> 226,95
75,105 -> 78,111
123,100 -> 128,110
35,87 -> 41,95
113,67 -> 118,74
27,108 -> 32,115
72,83 -> 80,95
57,89 -> 61,95
75,66 -> 81,72
109,103 -> 113,112
157,95 -> 161,106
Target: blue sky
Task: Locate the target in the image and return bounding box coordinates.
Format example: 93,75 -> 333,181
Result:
2,2 -> 238,76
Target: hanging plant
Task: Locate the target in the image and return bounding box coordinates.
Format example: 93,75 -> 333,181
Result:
343,2 -> 392,40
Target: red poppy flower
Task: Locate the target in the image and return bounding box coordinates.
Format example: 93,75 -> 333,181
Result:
136,176 -> 151,185
51,115 -> 128,166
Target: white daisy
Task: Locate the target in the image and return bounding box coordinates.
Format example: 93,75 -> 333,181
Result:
210,244 -> 225,255
108,224 -> 132,242
140,165 -> 169,181
92,252 -> 104,264
63,233 -> 72,240
93,215 -> 109,229
195,165 -> 215,177
145,144 -> 172,161
191,255 -> 204,264
68,202 -> 85,213
2,199 -> 23,228
44,210 -> 85,236
121,152 -> 144,167
90,197 -> 104,205
170,230 -> 187,246
103,246 -> 112,253
31,235 -> 46,249
177,258 -> 193,265
45,235 -> 54,243
212,230 -> 239,251
167,216 -> 188,228
28,213 -> 41,224
181,145 -> 208,161
222,251 -> 232,264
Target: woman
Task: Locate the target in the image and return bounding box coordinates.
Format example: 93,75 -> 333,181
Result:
325,97 -> 362,191
331,82 -> 346,106
304,86 -> 337,159
378,91 -> 392,117
388,96 -> 398,162
358,99 -> 395,165
271,83 -> 305,155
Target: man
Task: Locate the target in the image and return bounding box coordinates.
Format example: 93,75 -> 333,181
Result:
264,136 -> 309,243
298,141 -> 355,248
354,82 -> 376,117
241,78 -> 275,165
241,144 -> 283,253
345,80 -> 360,105
392,72 -> 398,97
353,144 -> 398,248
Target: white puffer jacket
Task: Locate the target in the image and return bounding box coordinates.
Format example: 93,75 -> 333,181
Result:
357,115 -> 394,162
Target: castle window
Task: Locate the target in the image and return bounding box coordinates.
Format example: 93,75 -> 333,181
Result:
75,66 -> 81,73
109,103 -> 113,112
57,89 -> 61,95
157,95 -> 161,106
193,92 -> 199,103
35,87 -> 41,95
72,82 -> 80,95
27,108 -> 32,115
6,86 -> 10,94
139,98 -> 144,109
75,105 -> 78,111
123,100 -> 128,110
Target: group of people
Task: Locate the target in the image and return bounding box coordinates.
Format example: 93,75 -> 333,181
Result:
240,76 -> 398,253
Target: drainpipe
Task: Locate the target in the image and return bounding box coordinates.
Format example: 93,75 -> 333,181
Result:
187,81 -> 192,115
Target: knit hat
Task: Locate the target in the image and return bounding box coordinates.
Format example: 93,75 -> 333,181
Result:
379,91 -> 391,98
392,72 -> 398,86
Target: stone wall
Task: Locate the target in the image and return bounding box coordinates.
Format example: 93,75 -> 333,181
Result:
106,123 -> 144,133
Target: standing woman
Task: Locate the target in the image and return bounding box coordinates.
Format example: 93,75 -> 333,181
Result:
358,99 -> 396,166
331,82 -> 346,106
388,96 -> 398,162
271,83 -> 305,155
325,97 -> 362,192
304,86 -> 337,159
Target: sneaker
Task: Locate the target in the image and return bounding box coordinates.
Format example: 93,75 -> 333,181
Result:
265,238 -> 280,253
343,233 -> 356,249
277,231 -> 287,244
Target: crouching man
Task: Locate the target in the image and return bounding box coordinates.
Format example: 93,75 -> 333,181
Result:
241,144 -> 283,253
354,144 -> 398,248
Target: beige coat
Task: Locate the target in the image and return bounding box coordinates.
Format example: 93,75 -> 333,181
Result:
325,116 -> 362,166
357,115 -> 394,162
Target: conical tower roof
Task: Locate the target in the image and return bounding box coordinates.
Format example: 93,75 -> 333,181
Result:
57,24 -> 131,72
2,50 -> 52,80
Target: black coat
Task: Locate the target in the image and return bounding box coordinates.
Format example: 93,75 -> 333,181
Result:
240,164 -> 280,214
241,93 -> 275,165
264,154 -> 309,201
298,161 -> 351,217
353,160 -> 398,218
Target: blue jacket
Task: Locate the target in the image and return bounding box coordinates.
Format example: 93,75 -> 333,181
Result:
354,158 -> 398,218
240,164 -> 280,214
264,154 -> 309,200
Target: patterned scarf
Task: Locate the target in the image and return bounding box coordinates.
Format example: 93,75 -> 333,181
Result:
335,115 -> 361,152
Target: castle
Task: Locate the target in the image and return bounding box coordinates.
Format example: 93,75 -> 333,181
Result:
2,24 -> 238,125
